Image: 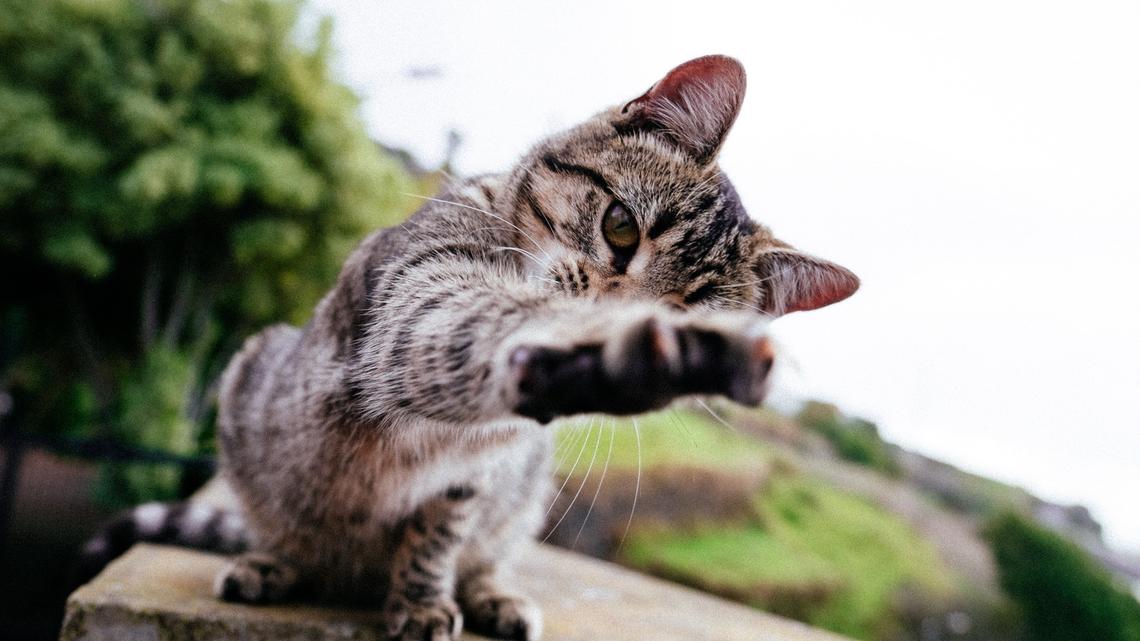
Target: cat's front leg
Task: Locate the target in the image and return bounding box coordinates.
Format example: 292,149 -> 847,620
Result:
507,308 -> 773,423
382,485 -> 480,641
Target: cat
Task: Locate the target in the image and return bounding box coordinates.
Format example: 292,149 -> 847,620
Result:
78,55 -> 858,641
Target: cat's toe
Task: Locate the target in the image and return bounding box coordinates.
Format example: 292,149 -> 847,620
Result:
508,312 -> 772,421
383,596 -> 462,641
214,553 -> 298,604
509,344 -> 603,423
463,594 -> 543,641
508,315 -> 683,421
672,315 -> 773,406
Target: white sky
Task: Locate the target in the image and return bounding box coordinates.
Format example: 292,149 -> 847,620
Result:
307,0 -> 1140,552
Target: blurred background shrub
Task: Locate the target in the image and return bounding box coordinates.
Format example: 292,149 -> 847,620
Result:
0,0 -> 421,504
797,401 -> 901,478
985,512 -> 1140,641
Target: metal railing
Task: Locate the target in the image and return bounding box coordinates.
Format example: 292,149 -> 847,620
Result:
0,396 -> 216,556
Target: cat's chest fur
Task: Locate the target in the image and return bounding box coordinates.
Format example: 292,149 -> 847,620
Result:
316,416 -> 547,528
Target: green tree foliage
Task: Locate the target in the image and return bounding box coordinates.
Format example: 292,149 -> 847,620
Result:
0,0 -> 418,502
985,512 -> 1140,641
797,401 -> 901,477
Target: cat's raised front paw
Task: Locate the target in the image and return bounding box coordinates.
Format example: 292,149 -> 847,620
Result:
509,312 -> 773,422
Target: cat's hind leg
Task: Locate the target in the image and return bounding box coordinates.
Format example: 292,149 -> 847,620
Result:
214,552 -> 301,604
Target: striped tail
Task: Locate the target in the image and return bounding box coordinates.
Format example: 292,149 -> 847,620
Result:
72,501 -> 249,587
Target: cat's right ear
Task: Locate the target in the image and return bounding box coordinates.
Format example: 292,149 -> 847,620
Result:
751,247 -> 860,317
617,55 -> 747,164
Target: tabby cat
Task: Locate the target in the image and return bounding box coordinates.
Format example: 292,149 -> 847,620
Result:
79,55 -> 858,641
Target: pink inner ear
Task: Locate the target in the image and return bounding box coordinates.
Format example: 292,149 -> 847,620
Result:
759,250 -> 860,316
786,271 -> 860,313
622,55 -> 746,162
640,55 -> 746,108
784,263 -> 861,314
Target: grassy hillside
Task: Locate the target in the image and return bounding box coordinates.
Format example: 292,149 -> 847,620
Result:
550,407 -> 960,640
547,402 -> 1138,641
552,408 -> 770,474
624,473 -> 955,639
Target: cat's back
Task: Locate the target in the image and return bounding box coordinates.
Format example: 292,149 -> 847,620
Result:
216,322 -> 302,439
216,174 -> 511,437
308,174 -> 512,347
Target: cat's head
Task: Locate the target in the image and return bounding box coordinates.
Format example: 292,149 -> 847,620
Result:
502,55 -> 858,316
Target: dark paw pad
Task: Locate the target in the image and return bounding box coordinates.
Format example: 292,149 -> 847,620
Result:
510,344 -> 605,423
445,485 -> 475,501
464,594 -> 543,641
510,313 -> 773,421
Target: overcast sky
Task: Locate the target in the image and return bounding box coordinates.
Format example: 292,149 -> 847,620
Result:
307,0 -> 1140,552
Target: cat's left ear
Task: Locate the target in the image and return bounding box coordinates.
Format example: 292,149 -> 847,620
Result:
752,247 -> 860,316
619,55 -> 746,163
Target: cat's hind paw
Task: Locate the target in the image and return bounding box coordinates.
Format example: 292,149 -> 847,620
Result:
214,552 -> 299,604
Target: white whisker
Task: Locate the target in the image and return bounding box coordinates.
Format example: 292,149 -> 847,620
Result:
573,419 -> 615,549
714,264 -> 801,290
493,246 -> 544,269
401,192 -> 554,263
553,419 -> 591,473
551,423 -> 580,462
618,417 -> 642,549
668,408 -> 697,447
696,398 -> 739,434
714,295 -> 770,317
543,417 -> 603,544
546,418 -> 595,517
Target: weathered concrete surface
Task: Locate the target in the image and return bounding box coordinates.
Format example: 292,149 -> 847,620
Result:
61,543 -> 850,641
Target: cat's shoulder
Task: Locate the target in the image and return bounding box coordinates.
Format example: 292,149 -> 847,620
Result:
449,173 -> 508,212
405,172 -> 510,226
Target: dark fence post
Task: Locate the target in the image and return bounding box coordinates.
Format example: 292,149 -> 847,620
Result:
0,390 -> 24,557
0,385 -> 217,558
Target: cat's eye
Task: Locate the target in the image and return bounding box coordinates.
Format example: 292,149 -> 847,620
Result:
602,202 -> 639,250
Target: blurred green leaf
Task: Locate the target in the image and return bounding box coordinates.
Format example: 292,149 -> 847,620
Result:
0,0 -> 420,504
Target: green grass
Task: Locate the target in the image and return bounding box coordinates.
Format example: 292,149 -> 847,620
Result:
763,475 -> 955,637
552,408 -> 771,474
624,523 -> 840,587
623,473 -> 956,640
951,469 -> 1035,517
555,406 -> 959,640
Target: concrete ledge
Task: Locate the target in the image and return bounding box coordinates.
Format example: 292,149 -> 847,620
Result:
61,543 -> 849,641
